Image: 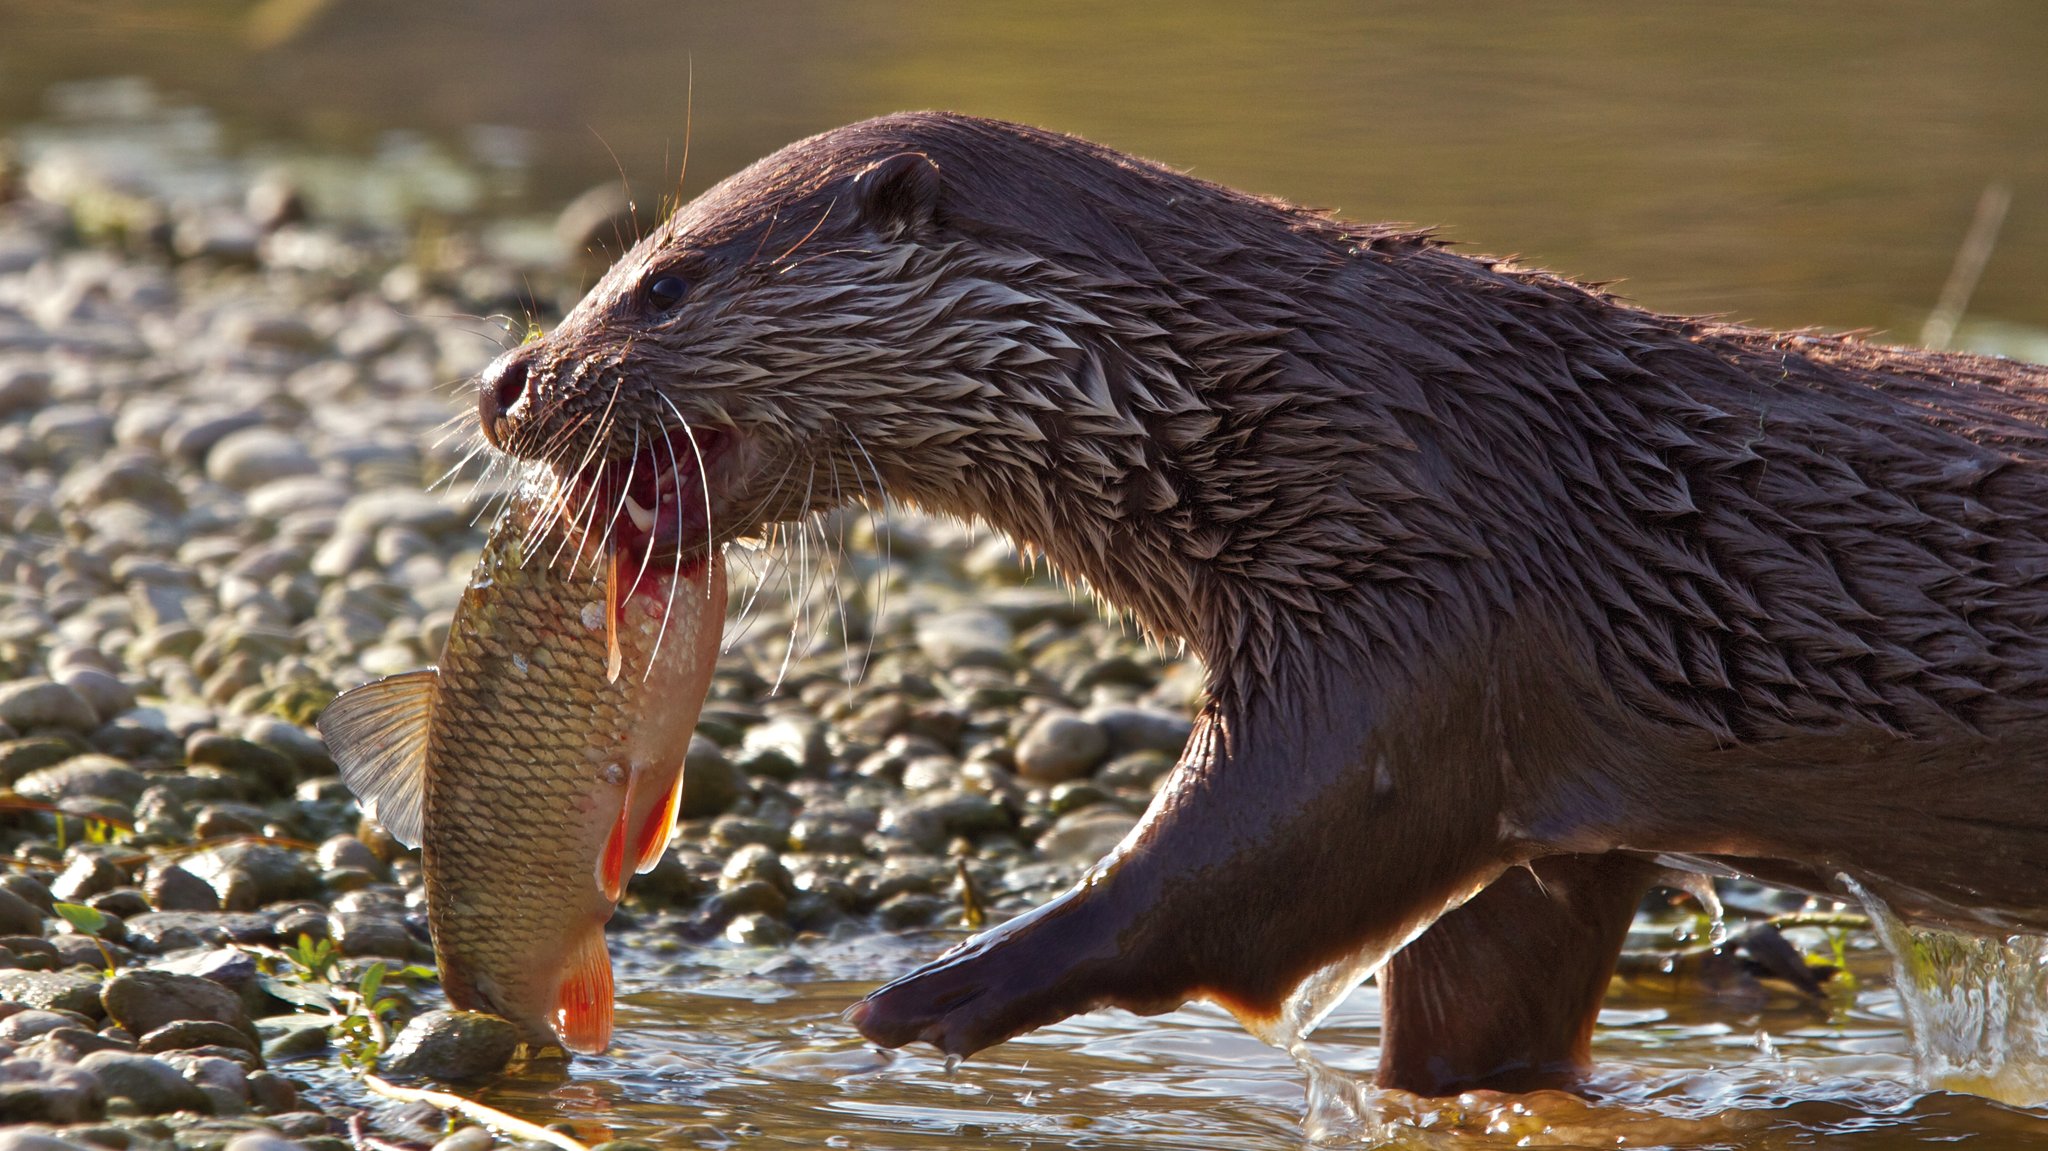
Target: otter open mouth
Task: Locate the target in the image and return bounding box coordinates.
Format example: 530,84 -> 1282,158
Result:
560,426 -> 730,580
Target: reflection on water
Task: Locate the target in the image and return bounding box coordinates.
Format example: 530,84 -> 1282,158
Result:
294,917 -> 2048,1149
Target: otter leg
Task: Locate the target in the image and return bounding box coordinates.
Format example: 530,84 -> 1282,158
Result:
1374,853 -> 1661,1096
850,683 -> 1511,1057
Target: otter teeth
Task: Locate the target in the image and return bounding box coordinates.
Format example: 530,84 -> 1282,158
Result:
622,494 -> 656,532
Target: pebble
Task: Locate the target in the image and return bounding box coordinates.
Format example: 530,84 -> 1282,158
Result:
142,864 -> 220,913
0,681 -> 100,734
205,428 -> 320,490
1013,710 -> 1109,783
915,609 -> 1014,668
430,1127 -> 496,1151
100,968 -> 254,1041
137,1019 -> 260,1058
378,1011 -> 519,1080
178,843 -> 319,910
0,889 -> 45,936
0,972 -> 104,1018
77,1049 -> 213,1115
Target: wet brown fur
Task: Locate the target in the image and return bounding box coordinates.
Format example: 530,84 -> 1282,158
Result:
480,112 -> 2048,1095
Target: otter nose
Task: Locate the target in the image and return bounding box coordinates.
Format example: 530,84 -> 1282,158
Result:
476,342 -> 538,450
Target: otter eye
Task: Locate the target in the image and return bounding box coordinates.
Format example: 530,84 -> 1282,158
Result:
645,275 -> 690,310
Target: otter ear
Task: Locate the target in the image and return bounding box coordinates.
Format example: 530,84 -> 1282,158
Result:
853,152 -> 942,236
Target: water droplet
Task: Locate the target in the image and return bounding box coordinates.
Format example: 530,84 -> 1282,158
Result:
511,653 -> 529,674
581,601 -> 604,630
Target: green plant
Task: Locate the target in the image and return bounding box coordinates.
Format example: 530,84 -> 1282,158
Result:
285,933 -> 340,982
336,962 -> 401,1072
51,901 -> 117,975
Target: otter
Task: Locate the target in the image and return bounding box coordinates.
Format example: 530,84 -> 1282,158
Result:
474,112 -> 2048,1096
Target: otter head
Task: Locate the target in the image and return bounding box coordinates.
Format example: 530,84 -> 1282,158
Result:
475,112 -> 1409,657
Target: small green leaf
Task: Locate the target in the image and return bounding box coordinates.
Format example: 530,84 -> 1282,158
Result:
52,901 -> 106,937
358,962 -> 386,1006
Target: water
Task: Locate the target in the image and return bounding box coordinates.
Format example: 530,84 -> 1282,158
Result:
287,910 -> 2048,1149
1856,879 -> 2048,1108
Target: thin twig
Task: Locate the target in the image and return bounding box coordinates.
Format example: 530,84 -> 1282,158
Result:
1922,182 -> 2012,350
361,1074 -> 593,1151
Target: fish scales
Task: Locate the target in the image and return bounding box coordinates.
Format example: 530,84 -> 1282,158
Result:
322,496 -> 726,1052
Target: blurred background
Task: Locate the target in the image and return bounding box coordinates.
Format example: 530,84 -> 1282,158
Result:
2,0 -> 2043,344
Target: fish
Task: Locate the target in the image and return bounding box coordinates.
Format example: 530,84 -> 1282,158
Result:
319,494 -> 726,1053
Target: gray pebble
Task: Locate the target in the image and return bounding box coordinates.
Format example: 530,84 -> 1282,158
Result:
1013,710 -> 1110,783
137,1019 -> 259,1058
77,1049 -> 212,1115
178,843 -> 318,911
11,755 -> 147,806
1036,807 -> 1141,863
55,670 -> 134,725
0,889 -> 44,936
100,968 -> 253,1041
0,972 -> 105,1018
915,609 -> 1014,668
0,681 -> 100,735
222,1134 -> 308,1151
48,855 -> 124,904
143,864 -> 219,913
679,736 -> 742,817
327,912 -> 413,959
431,1126 -> 496,1151
0,1011 -> 91,1043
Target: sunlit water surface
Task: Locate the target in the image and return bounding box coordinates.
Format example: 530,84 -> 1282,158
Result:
296,920 -> 2048,1150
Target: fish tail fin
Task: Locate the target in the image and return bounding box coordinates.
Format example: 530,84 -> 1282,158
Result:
552,921 -> 614,1054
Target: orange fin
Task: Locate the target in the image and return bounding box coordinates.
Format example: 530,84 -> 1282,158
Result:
604,545 -> 625,683
630,772 -> 683,875
552,922 -> 614,1054
598,792 -> 628,902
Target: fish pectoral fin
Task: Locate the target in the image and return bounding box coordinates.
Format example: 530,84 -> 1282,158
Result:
553,922 -> 614,1055
630,771 -> 683,876
317,669 -> 437,848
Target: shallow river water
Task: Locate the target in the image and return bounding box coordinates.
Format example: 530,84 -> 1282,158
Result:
301,917 -> 2048,1149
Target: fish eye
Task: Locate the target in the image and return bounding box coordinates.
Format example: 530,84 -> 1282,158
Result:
645,275 -> 690,310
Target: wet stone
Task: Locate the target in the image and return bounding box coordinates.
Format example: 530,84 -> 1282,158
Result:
378,1011 -> 518,1081
1037,807 -> 1141,863
255,1017 -> 328,1062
